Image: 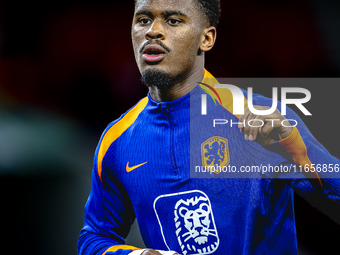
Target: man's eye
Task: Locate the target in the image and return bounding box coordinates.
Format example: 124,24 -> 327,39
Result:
167,19 -> 181,25
138,18 -> 151,25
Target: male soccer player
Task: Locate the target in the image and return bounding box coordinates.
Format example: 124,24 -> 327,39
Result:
78,0 -> 340,254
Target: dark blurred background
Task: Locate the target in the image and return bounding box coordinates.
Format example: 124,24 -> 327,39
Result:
0,0 -> 340,254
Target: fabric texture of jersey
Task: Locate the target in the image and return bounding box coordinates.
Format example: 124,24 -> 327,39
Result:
78,70 -> 340,255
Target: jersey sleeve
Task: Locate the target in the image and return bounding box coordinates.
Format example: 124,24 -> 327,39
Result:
248,92 -> 340,218
77,127 -> 142,255
273,106 -> 340,218
78,98 -> 149,255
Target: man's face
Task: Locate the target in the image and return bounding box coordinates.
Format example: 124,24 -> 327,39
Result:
132,0 -> 207,83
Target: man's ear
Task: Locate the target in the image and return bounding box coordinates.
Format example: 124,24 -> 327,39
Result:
200,26 -> 217,52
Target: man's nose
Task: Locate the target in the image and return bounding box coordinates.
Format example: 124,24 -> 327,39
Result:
145,19 -> 165,40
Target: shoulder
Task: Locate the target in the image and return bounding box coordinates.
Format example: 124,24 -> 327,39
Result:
101,96 -> 149,142
96,97 -> 149,181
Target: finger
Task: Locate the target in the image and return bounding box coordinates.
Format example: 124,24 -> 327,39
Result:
248,115 -> 266,141
260,120 -> 276,138
239,107 -> 250,134
278,119 -> 293,140
243,111 -> 258,140
239,115 -> 244,134
238,116 -> 245,135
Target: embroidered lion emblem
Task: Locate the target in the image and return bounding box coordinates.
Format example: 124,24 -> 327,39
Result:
174,196 -> 219,254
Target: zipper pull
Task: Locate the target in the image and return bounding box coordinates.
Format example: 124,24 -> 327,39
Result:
162,103 -> 169,114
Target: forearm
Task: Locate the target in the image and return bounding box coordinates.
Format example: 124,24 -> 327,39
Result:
278,126 -> 340,199
78,167 -> 138,255
78,229 -> 119,255
78,229 -> 141,255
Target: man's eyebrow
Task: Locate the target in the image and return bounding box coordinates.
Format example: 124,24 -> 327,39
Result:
135,10 -> 153,18
161,11 -> 187,18
134,10 -> 187,19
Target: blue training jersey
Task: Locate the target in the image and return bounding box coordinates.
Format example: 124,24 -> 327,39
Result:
78,70 -> 340,255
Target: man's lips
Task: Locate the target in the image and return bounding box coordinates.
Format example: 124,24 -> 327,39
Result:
142,44 -> 167,63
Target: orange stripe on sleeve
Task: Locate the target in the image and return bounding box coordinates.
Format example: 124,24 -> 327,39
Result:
202,69 -> 248,119
279,127 -> 322,186
97,97 -> 149,182
102,245 -> 141,254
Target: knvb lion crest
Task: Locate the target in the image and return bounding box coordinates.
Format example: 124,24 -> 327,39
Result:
201,136 -> 230,174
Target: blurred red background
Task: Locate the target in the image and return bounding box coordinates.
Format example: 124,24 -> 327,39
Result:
0,0 -> 339,254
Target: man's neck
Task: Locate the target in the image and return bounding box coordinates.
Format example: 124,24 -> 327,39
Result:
149,64 -> 205,103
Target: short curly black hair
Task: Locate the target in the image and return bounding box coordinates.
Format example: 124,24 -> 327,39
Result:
134,0 -> 221,27
195,0 -> 221,27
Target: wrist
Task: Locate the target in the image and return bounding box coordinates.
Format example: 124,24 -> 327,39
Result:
279,125 -> 293,141
278,126 -> 298,146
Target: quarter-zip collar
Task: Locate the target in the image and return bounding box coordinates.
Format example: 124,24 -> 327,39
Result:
146,69 -> 214,112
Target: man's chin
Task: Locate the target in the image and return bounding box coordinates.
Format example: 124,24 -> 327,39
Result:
141,69 -> 174,89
